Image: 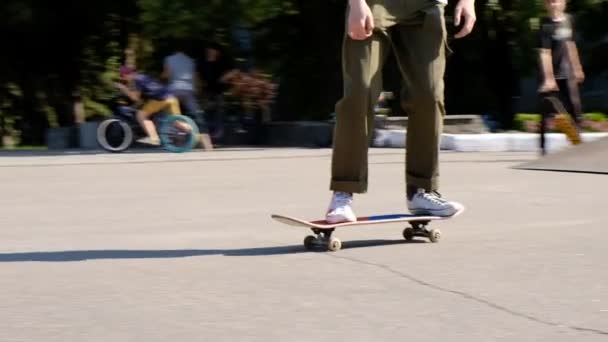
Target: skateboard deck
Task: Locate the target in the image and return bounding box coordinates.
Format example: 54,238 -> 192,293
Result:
545,96 -> 582,145
271,207 -> 464,252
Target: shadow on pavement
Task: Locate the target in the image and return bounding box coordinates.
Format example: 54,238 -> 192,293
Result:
0,239 -> 425,262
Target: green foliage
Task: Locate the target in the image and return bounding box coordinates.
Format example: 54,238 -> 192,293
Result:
138,0 -> 294,42
514,111 -> 607,132
583,112 -> 607,122
1,0 -> 607,144
79,40 -> 123,119
516,112 -> 606,122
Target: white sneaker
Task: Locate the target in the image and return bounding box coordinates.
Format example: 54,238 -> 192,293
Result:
137,136 -> 161,146
326,192 -> 357,223
407,189 -> 463,217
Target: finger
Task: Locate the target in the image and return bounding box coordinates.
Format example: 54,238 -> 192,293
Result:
454,25 -> 468,38
455,13 -> 475,38
347,19 -> 358,39
365,15 -> 374,36
454,5 -> 462,26
349,20 -> 363,40
351,21 -> 368,40
350,32 -> 364,40
465,14 -> 476,34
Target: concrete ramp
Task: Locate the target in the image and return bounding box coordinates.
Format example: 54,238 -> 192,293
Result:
515,135 -> 608,174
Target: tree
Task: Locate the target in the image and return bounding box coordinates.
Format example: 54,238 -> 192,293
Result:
0,0 -> 137,145
1,0 -> 606,146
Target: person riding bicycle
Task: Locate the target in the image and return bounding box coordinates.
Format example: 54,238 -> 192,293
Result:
116,65 -> 182,146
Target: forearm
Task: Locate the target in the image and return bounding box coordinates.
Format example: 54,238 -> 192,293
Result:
566,41 -> 583,72
539,50 -> 555,81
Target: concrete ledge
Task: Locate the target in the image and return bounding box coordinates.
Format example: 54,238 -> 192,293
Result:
79,122 -> 100,149
46,127 -> 79,150
374,130 -> 458,150
46,122 -> 103,150
373,129 -> 608,152
377,115 -> 488,134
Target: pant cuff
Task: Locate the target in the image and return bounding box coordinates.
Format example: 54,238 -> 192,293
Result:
330,180 -> 367,194
406,174 -> 438,192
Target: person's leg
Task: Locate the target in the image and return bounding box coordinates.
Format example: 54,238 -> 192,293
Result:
558,78 -> 583,127
209,93 -> 226,139
137,100 -> 166,145
391,1 -> 462,216
331,33 -> 390,193
158,95 -> 180,115
138,97 -> 189,145
176,90 -> 214,151
539,92 -> 551,155
550,78 -> 582,144
326,28 -> 391,223
164,95 -> 199,136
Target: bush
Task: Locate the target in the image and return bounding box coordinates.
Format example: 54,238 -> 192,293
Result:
513,113 -> 541,131
514,112 -> 608,133
584,112 -> 607,122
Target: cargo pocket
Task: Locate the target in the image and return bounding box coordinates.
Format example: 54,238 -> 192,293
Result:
421,4 -> 452,58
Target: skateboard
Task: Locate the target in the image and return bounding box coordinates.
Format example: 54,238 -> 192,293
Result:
545,95 -> 582,145
271,208 -> 465,252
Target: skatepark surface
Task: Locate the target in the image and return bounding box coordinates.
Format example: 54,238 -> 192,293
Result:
516,135 -> 608,174
0,148 -> 606,341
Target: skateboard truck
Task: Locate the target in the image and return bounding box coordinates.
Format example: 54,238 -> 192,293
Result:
304,228 -> 341,252
402,221 -> 441,243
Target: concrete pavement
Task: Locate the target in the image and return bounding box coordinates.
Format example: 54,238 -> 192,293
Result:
0,148 -> 606,341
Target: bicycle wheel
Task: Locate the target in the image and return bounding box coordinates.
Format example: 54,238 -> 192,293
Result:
97,118 -> 134,152
158,114 -> 199,153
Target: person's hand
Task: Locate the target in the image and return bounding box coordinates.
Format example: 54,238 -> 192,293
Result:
539,78 -> 558,93
114,82 -> 127,92
348,0 -> 374,40
454,0 -> 476,39
574,69 -> 585,84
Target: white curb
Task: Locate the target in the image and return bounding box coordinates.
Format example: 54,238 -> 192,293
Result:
373,130 -> 608,152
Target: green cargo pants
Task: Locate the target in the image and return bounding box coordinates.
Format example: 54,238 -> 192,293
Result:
330,0 -> 451,194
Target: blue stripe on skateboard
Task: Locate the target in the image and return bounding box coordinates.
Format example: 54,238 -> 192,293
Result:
310,214 -> 422,225
358,214 -> 418,221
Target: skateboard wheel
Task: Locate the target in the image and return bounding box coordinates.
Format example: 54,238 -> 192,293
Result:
428,229 -> 441,243
303,235 -> 317,250
327,238 -> 342,252
403,228 -> 415,241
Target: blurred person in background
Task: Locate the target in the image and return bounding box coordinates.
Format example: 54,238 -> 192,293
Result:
198,42 -> 239,139
537,0 -> 585,154
116,66 -> 182,146
163,42 -> 214,151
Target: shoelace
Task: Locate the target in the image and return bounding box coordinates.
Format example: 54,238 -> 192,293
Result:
418,191 -> 447,206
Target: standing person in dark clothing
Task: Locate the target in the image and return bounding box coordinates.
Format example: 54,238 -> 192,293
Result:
163,45 -> 214,151
537,0 -> 585,154
198,42 -> 238,139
